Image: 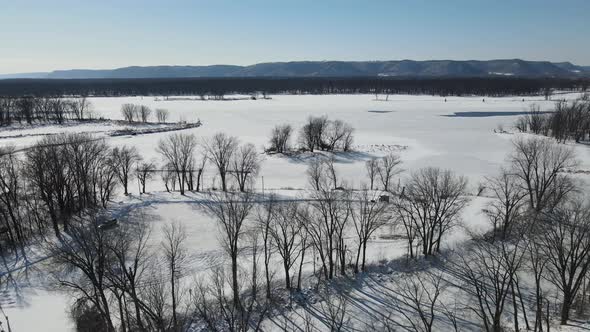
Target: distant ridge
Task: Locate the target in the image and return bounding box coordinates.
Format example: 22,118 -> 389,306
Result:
2,59 -> 589,79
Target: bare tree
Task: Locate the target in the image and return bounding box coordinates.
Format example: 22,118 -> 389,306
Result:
484,170 -> 527,240
393,195 -> 419,259
269,124 -> 292,154
138,105 -> 152,123
342,124 -> 354,152
302,169 -> 350,279
269,201 -> 303,290
324,119 -> 353,151
136,161 -> 156,194
205,133 -> 239,192
111,146 -> 141,195
121,104 -> 137,122
192,267 -> 268,332
538,199 -> 590,324
510,137 -> 578,212
162,222 -> 187,330
307,158 -> 326,191
0,146 -> 27,256
458,238 -> 526,332
318,291 -> 349,332
155,108 -> 169,123
230,143 -> 261,192
254,196 -> 277,299
527,230 -> 549,332
106,222 -> 152,331
47,217 -> 116,330
25,133 -> 111,235
526,104 -> 548,135
365,158 -> 380,190
70,97 -> 92,120
205,191 -> 254,308
349,188 -> 389,273
514,116 -> 528,133
157,133 -> 198,195
378,154 -> 402,192
299,116 -> 328,152
194,155 -> 207,192
396,167 -> 468,256
161,167 -> 176,193
395,273 -> 445,332
96,155 -> 118,207
298,116 -> 354,152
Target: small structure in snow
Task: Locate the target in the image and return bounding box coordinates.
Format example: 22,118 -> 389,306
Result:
98,218 -> 118,230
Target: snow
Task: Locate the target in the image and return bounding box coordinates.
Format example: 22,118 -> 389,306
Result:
2,93 -> 590,331
83,93 -> 589,192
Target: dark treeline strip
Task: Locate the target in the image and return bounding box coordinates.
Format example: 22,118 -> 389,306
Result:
0,96 -> 92,126
0,77 -> 588,97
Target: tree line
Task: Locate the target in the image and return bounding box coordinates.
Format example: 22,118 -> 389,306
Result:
0,77 -> 587,98
0,96 -> 92,126
120,103 -> 170,123
0,131 -> 262,255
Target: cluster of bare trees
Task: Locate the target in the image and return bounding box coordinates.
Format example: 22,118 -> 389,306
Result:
455,136 -> 587,331
394,167 -> 469,258
365,154 -> 403,191
24,134 -> 117,236
190,186 -> 389,330
189,152 -> 474,330
157,134 -> 200,195
515,95 -> 590,143
203,133 -> 261,192
299,116 -> 354,152
267,124 -> 292,153
156,132 -> 262,194
267,116 -> 354,154
0,131 -> 264,256
298,135 -> 587,332
0,96 -> 93,126
48,216 -> 190,331
121,104 -> 160,123
0,134 -> 159,254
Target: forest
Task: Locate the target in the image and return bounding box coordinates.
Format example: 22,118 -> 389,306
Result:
0,77 -> 588,98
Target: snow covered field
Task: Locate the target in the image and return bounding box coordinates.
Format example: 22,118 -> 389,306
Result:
2,93 -> 590,331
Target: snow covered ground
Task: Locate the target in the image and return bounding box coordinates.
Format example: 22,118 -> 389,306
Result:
2,93 -> 590,331
94,93 -> 590,190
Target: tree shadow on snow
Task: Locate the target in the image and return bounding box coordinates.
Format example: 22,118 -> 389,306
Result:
276,150 -> 376,165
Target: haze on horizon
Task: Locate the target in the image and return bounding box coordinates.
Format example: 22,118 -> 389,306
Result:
1,0 -> 589,74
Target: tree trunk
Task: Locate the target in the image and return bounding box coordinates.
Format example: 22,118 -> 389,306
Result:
221,173 -> 227,192
283,259 -> 291,290
361,241 -> 368,271
511,281 -> 519,332
297,244 -> 306,291
354,243 -> 361,274
561,292 -> 571,324
232,253 -> 241,309
264,240 -> 272,299
171,268 -> 178,330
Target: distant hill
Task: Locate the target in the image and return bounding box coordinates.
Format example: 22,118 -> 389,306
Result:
2,59 -> 589,79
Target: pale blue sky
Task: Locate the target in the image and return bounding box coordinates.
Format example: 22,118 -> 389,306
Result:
0,0 -> 588,74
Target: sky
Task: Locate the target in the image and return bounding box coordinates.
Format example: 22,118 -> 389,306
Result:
0,0 -> 589,74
